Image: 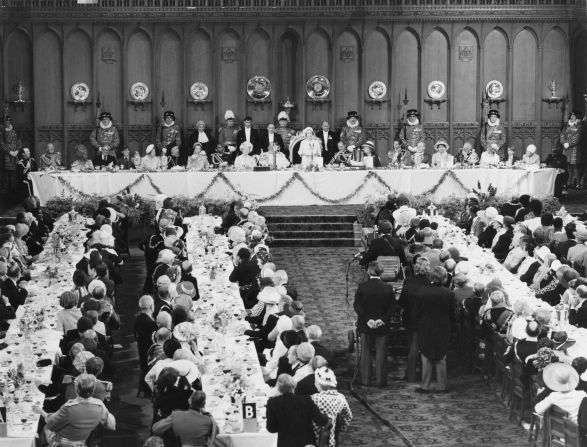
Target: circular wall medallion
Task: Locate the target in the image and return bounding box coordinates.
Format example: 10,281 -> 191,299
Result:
427,81 -> 446,99
306,75 -> 330,100
71,83 -> 90,101
368,81 -> 387,100
247,76 -> 271,100
130,82 -> 149,101
190,82 -> 209,101
486,80 -> 504,99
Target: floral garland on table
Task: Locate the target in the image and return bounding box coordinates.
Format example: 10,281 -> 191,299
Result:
419,169 -> 471,196
56,173 -> 162,199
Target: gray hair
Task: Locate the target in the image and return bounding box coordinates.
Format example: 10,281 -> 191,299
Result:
75,373 -> 97,398
276,373 -> 296,394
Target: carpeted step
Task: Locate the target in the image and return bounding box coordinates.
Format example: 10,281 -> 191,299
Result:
270,237 -> 356,247
267,222 -> 354,231
271,229 -> 355,239
268,214 -> 355,223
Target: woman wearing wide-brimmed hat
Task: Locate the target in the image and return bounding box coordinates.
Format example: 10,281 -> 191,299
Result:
535,362 -> 587,423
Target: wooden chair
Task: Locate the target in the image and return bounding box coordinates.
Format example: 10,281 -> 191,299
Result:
376,255 -> 404,282
491,332 -> 512,400
509,358 -> 531,425
544,407 -> 568,447
564,418 -> 581,447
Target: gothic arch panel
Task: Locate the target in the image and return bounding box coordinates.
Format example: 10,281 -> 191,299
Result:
513,29 -> 537,120
156,30 -> 183,124
5,29 -> 33,126
423,30 -> 448,123
393,30 -> 419,120
453,29 -> 478,123
127,30 -> 152,125
277,29 -> 302,123
364,29 -> 390,125
65,30 -> 93,124
186,30 -> 213,126
541,29 -> 567,121
245,29 -> 271,123
305,29 -> 331,125
35,31 -> 62,128
335,30 -> 360,121
483,29 -> 507,115
217,29 -> 241,122
96,29 -> 122,129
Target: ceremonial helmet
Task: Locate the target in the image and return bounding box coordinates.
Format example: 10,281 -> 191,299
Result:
488,109 -> 500,119
347,111 -> 359,119
278,111 -> 289,122
224,110 -> 235,121
407,109 -> 420,118
163,110 -> 175,120
99,112 -> 112,120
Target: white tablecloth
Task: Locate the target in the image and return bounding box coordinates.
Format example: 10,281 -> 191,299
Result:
0,216 -> 87,446
184,216 -> 277,447
30,168 -> 557,206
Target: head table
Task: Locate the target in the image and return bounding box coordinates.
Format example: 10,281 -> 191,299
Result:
29,167 -> 556,206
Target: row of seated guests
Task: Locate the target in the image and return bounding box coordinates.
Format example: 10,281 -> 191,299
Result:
33,199 -> 129,445
134,200 -> 352,447
0,198 -> 119,445
0,197 -> 54,331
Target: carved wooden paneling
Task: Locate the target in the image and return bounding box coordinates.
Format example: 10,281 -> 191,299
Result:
423,122 -> 449,152
453,122 -> 480,148
127,125 -> 154,155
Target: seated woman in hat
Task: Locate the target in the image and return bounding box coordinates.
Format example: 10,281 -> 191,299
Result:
234,141 -> 257,170
479,143 -> 501,168
455,142 -> 478,166
431,140 -> 454,168
142,144 -> 160,171
521,144 -> 541,168
186,143 -> 210,171
535,362 -> 587,423
361,141 -> 381,168
70,144 -> 94,172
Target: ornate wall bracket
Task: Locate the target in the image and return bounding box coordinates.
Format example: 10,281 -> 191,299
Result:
487,98 -> 506,109
68,99 -> 93,110
541,97 -> 566,109
127,100 -> 151,110
365,98 -> 388,110
423,98 -> 447,110
187,99 -> 212,109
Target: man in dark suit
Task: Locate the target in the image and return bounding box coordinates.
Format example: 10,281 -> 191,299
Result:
316,121 -> 339,164
260,123 -> 288,159
570,285 -> 587,329
354,261 -> 396,387
236,116 -> 260,155
1,262 -> 27,309
266,373 -> 328,447
228,247 -> 261,308
359,220 -> 407,268
414,266 -> 455,393
92,146 -> 117,169
117,146 -> 135,170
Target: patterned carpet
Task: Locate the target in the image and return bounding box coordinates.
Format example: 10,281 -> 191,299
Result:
270,246 -> 532,447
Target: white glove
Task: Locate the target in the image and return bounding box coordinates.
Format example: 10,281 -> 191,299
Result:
228,145 -> 236,153
564,142 -> 569,149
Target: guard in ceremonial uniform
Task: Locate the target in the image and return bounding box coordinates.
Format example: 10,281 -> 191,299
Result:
16,147 -> 37,199
480,109 -> 506,159
217,110 -> 240,164
276,111 -> 296,152
1,116 -> 21,199
340,111 -> 365,149
400,109 -> 425,158
89,112 -> 120,157
559,110 -> 584,188
156,110 -> 182,156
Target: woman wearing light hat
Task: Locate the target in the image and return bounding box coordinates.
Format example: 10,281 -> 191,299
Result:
234,141 -> 257,170
310,367 -> 353,447
431,139 -> 454,168
479,143 -> 501,168
142,144 -> 160,171
522,144 -> 540,168
535,362 -> 587,423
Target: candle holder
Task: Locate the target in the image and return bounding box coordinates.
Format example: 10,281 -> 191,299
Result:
542,80 -> 565,108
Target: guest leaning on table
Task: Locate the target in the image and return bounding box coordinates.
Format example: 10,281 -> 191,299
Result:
33,373 -> 116,447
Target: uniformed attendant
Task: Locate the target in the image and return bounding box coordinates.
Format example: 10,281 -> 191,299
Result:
39,142 -> 62,170
89,112 -> 120,158
340,111 -> 365,149
275,111 -> 296,152
33,374 -> 116,446
217,110 -> 240,164
156,111 -> 182,156
210,143 -> 230,168
1,116 -> 22,198
559,111 -> 585,188
400,109 -> 425,157
189,120 -> 214,158
480,109 -> 507,159
16,147 -> 37,199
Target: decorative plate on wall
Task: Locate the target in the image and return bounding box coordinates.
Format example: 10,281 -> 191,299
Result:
368,81 -> 387,100
486,80 -> 504,99
190,82 -> 209,101
247,76 -> 271,100
427,81 -> 446,99
130,82 -> 149,101
306,75 -> 330,100
71,83 -> 90,101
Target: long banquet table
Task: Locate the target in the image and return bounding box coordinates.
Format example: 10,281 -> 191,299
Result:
184,215 -> 277,447
30,167 -> 557,206
0,215 -> 88,447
